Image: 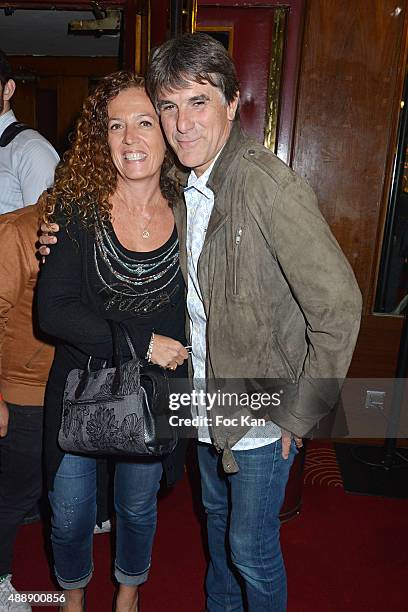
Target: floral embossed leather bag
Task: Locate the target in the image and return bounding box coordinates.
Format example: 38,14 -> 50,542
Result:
58,321 -> 177,457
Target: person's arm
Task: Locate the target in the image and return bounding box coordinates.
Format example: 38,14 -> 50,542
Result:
17,137 -> 59,205
37,217 -> 134,359
0,222 -> 31,437
266,176 -> 362,437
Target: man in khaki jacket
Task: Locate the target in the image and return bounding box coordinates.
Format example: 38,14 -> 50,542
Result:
146,33 -> 362,612
0,205 -> 54,611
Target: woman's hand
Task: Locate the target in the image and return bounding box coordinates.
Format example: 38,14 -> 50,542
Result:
150,334 -> 188,370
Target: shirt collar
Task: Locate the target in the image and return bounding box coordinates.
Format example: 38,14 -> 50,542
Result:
185,147 -> 224,198
0,110 -> 17,136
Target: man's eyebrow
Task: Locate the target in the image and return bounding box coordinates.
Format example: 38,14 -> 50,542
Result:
157,99 -> 174,108
157,94 -> 210,107
189,94 -> 210,103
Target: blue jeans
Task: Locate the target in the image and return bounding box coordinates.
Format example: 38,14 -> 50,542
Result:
48,454 -> 162,589
198,439 -> 296,612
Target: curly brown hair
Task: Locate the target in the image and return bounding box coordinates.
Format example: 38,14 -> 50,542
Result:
39,70 -> 178,225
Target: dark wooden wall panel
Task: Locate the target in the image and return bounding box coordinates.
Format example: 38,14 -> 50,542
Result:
10,56 -> 118,153
9,56 -> 118,77
348,315 -> 403,378
150,0 -> 170,49
291,0 -> 407,313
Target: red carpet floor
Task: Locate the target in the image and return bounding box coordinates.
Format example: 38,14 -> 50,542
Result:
11,445 -> 407,612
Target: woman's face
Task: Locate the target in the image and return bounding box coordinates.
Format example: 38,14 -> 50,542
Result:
107,87 -> 166,184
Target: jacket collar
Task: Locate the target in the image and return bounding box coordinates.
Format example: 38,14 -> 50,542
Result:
170,122 -> 246,288
170,120 -> 245,262
206,121 -> 245,195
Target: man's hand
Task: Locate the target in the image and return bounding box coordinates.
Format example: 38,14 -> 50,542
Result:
39,222 -> 59,260
281,428 -> 303,459
0,400 -> 9,438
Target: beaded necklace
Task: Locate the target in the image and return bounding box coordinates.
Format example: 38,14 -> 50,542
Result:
93,209 -> 180,314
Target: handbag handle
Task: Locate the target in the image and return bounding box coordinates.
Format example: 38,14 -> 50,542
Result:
118,322 -> 138,361
75,321 -> 140,399
111,320 -> 140,395
75,356 -> 108,400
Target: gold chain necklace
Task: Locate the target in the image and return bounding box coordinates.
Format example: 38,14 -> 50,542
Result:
141,201 -> 159,239
118,193 -> 162,240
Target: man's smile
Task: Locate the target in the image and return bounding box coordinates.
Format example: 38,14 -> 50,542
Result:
176,138 -> 200,149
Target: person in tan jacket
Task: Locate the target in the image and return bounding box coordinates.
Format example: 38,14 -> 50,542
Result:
0,204 -> 54,611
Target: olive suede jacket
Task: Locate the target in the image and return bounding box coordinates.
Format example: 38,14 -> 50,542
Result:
171,122 -> 362,472
0,205 -> 54,405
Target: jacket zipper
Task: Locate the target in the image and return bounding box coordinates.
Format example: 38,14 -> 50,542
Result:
233,227 -> 243,295
274,335 -> 296,383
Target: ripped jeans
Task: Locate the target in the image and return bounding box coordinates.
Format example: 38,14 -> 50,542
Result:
48,453 -> 162,590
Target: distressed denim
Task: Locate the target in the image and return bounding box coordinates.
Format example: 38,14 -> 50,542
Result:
198,438 -> 296,612
49,453 -> 162,589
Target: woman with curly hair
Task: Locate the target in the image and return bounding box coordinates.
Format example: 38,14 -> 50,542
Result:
37,71 -> 189,612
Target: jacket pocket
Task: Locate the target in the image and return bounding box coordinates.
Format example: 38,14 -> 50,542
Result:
24,346 -> 46,369
233,226 -> 243,296
273,333 -> 296,383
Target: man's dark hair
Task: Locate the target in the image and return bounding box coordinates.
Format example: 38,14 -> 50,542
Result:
146,32 -> 239,109
0,49 -> 13,85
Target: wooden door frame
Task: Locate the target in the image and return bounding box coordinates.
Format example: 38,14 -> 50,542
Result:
196,0 -> 306,164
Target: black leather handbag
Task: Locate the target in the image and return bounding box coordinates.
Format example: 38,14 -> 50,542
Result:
58,322 -> 177,457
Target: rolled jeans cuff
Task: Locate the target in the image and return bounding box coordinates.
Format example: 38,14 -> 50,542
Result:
55,565 -> 93,590
115,562 -> 150,586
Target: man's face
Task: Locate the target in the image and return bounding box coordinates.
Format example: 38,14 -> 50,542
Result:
157,80 -> 239,176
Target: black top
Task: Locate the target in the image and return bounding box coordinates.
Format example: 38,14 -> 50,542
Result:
37,209 -> 188,489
